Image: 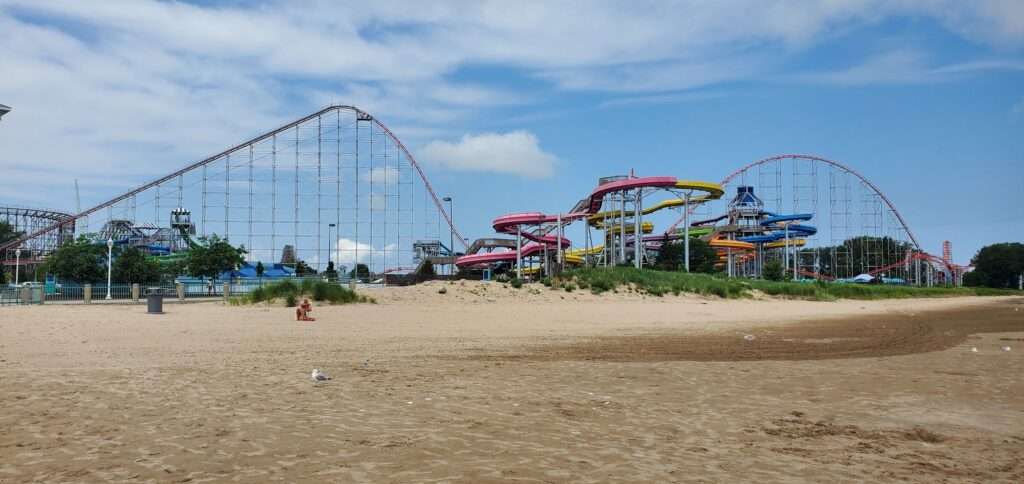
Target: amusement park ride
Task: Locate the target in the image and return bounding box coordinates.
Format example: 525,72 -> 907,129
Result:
0,106 -> 969,286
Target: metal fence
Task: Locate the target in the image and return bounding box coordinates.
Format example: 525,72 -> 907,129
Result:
0,276 -> 360,306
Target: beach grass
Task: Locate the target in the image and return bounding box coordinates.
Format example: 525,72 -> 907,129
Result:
560,267 -> 1017,301
236,279 -> 374,306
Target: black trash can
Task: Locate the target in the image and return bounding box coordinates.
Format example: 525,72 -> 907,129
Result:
146,287 -> 164,314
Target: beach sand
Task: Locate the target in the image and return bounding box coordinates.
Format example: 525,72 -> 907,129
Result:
1,282 -> 1022,483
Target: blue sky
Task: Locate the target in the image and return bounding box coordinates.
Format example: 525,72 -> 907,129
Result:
0,0 -> 1022,263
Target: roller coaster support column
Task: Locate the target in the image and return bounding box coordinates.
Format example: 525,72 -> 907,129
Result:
634,190 -> 642,269
515,225 -> 522,280
684,191 -> 691,273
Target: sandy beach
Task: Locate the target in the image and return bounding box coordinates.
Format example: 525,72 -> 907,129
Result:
1,282 -> 1022,483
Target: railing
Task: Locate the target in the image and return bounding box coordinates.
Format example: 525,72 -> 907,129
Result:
0,276 -> 361,306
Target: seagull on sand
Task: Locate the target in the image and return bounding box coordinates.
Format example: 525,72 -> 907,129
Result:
311,369 -> 331,381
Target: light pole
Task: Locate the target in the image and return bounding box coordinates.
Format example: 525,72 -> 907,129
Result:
14,248 -> 21,286
105,237 -> 113,300
442,196 -> 453,275
328,223 -> 336,273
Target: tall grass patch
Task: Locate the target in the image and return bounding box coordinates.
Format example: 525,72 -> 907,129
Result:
243,279 -> 373,306
561,266 -> 1015,301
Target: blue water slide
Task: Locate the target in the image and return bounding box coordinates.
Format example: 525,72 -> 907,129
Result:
761,213 -> 813,226
737,233 -> 783,243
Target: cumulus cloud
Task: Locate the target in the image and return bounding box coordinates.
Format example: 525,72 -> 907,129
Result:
332,238 -> 397,266
362,166 -> 400,185
419,131 -> 557,179
0,0 -> 1022,206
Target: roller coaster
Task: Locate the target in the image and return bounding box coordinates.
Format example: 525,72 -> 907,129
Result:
0,106 -> 967,286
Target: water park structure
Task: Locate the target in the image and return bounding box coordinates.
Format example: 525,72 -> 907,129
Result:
0,106 -> 970,286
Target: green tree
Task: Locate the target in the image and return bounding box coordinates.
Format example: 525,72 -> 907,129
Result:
805,236 -> 915,279
966,242 -> 1024,289
186,235 -> 246,283
654,239 -> 717,273
42,236 -> 107,283
0,221 -> 22,245
158,258 -> 188,283
295,260 -> 317,276
323,260 -> 337,281
112,247 -> 160,284
349,263 -> 370,281
763,259 -> 785,281
0,221 -> 24,284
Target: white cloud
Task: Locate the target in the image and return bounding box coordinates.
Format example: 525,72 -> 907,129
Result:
599,90 -> 729,109
361,166 -> 400,185
419,131 -> 557,179
332,237 -> 397,266
793,49 -> 1024,85
0,0 -> 1022,207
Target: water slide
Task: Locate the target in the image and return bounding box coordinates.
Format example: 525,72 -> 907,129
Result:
734,213 -> 816,244
455,177 -> 724,268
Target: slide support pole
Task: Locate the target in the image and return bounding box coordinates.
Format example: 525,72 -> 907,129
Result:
684,191 -> 691,273
585,223 -> 592,267
557,213 -> 564,272
543,239 -> 549,277
515,225 -> 522,280
619,193 -> 626,264
784,224 -> 790,277
634,189 -> 642,269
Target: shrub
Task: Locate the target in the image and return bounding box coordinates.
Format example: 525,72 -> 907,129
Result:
312,281 -> 330,301
248,287 -> 267,303
510,278 -> 523,289
541,277 -> 552,287
564,283 -> 576,292
269,279 -> 299,298
284,294 -> 297,307
763,260 -> 784,281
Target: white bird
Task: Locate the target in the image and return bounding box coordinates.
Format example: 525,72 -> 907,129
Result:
971,347 -> 979,353
311,369 -> 331,381
743,334 -> 756,341
1002,346 -> 1012,352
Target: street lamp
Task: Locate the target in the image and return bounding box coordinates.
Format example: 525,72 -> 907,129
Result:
14,248 -> 21,286
328,223 -> 336,272
105,237 -> 113,300
442,196 -> 453,275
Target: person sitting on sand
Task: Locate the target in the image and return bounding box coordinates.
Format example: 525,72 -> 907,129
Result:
296,298 -> 316,321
